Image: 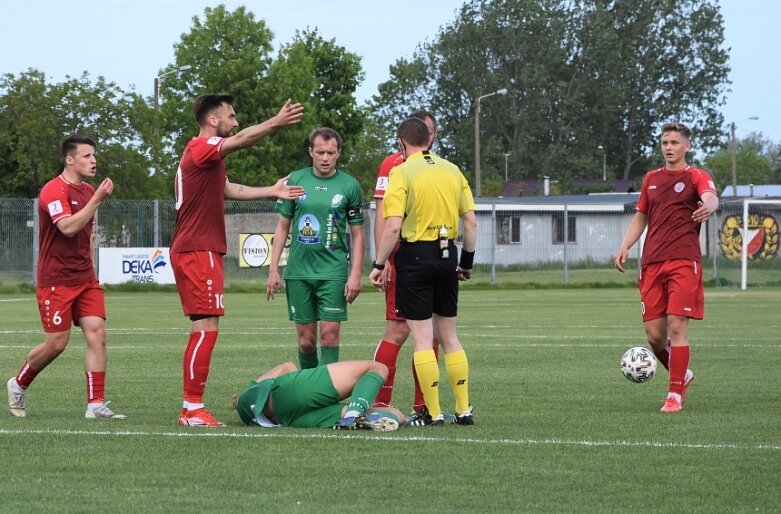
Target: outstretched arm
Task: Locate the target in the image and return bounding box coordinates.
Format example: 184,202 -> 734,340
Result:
219,99 -> 304,157
224,175 -> 304,201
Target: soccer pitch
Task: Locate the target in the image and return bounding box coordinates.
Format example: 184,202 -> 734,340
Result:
1,288 -> 779,512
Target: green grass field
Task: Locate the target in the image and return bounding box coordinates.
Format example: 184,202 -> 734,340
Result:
1,288 -> 779,513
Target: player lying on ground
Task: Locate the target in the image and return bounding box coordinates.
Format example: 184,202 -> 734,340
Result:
232,360 -> 406,431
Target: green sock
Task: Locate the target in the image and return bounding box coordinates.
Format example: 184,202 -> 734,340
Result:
320,346 -> 340,366
299,350 -> 319,369
346,371 -> 384,415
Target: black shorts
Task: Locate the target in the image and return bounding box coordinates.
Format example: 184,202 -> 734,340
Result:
394,240 -> 458,320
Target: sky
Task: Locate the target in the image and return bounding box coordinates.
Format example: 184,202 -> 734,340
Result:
1,0 -> 779,145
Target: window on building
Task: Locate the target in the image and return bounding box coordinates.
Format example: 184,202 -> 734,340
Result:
552,213 -> 577,244
497,215 -> 521,244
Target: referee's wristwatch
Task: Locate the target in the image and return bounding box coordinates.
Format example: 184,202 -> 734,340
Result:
372,261 -> 386,270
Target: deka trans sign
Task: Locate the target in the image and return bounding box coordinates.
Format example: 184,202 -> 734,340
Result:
98,248 -> 176,284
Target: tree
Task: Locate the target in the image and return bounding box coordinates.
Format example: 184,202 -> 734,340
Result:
369,0 -> 730,192
704,133 -> 778,192
0,70 -> 162,199
160,7 -> 368,194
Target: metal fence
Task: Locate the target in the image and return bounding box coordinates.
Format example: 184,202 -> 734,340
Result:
1,198 -> 779,287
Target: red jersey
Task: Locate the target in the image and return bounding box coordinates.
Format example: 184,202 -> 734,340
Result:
636,166 -> 717,265
170,136 -> 228,254
373,151 -> 405,199
37,175 -> 97,287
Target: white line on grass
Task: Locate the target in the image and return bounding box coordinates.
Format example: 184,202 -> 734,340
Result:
0,428 -> 778,451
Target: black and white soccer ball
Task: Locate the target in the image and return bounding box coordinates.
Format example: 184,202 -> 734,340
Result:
620,346 -> 657,383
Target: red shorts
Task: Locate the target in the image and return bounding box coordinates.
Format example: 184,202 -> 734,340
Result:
36,280 -> 106,333
638,259 -> 704,322
171,251 -> 225,317
384,247 -> 405,321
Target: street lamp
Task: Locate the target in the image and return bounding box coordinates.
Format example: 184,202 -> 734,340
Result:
152,65 -> 191,175
154,64 -> 192,110
730,116 -> 760,196
503,152 -> 511,182
474,87 -> 508,197
597,145 -> 606,181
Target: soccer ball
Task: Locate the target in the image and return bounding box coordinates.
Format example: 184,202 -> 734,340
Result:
620,346 -> 657,383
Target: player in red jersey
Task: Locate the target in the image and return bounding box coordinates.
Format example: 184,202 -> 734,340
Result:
172,94 -> 304,427
615,122 -> 718,413
371,110 -> 440,415
7,134 -> 125,419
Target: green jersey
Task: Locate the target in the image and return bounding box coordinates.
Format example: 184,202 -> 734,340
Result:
276,167 -> 364,280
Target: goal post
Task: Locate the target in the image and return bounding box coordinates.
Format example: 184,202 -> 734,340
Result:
741,199 -> 781,290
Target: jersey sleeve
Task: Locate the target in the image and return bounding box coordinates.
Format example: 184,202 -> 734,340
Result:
374,153 -> 403,199
39,181 -> 72,224
189,136 -> 226,168
459,173 -> 476,215
693,169 -> 718,197
383,168 -> 407,218
346,179 -> 364,225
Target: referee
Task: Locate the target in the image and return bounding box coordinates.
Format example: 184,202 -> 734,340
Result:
369,117 -> 477,426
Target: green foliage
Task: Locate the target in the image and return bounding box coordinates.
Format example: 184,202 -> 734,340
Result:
369,0 -> 730,190
0,70 -> 164,199
704,133 -> 779,191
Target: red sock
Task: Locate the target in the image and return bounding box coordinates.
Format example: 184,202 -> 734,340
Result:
373,340 -> 401,407
183,331 -> 218,405
653,340 -> 671,370
86,371 -> 105,404
668,345 -> 690,395
15,362 -> 39,389
412,346 -> 439,412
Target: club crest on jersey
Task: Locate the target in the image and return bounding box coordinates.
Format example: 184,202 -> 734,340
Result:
331,194 -> 344,208
674,182 -> 685,193
297,214 -> 321,244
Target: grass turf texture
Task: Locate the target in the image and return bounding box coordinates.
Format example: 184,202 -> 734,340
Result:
0,289 -> 779,513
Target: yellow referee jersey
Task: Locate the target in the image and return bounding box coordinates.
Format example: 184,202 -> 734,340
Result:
383,150 -> 476,242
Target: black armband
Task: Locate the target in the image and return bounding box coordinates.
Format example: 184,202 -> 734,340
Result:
372,261 -> 386,271
459,250 -> 475,269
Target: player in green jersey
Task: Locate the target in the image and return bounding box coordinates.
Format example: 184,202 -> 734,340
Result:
232,359 -> 405,431
267,127 -> 364,368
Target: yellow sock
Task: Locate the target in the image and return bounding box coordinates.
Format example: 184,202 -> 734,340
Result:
445,350 -> 470,414
413,349 -> 441,419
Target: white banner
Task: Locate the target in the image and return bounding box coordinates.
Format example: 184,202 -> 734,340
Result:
98,247 -> 176,285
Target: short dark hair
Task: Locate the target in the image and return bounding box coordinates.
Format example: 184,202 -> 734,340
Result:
308,127 -> 342,149
61,134 -> 96,158
397,117 -> 430,147
409,109 -> 437,132
193,94 -> 234,125
661,122 -> 692,140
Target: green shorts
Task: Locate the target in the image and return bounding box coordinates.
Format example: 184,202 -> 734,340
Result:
271,366 -> 345,428
284,279 -> 347,323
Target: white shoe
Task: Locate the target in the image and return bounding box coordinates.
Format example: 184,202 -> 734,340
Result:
7,378 -> 26,418
85,401 -> 127,419
356,412 -> 399,432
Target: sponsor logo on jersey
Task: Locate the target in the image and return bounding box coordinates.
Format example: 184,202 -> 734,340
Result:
47,200 -> 64,216
315,186 -> 328,192
375,176 -> 388,191
207,136 -> 221,145
648,185 -> 657,190
297,214 -> 321,244
674,182 -> 685,193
